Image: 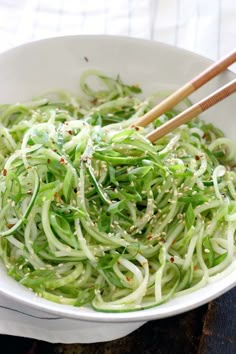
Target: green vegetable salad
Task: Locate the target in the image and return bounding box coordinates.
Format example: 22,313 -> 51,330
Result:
0,70 -> 235,312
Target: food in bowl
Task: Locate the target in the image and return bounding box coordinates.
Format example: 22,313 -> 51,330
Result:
0,70 -> 235,312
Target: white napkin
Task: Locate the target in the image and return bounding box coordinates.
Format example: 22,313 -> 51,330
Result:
0,0 -> 235,71
0,0 -> 235,343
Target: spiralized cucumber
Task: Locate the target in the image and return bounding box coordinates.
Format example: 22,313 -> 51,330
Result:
0,70 -> 235,312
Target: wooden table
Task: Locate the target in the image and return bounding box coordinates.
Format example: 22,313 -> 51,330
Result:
1,287 -> 235,354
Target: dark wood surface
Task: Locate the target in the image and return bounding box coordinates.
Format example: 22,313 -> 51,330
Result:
1,287 -> 235,354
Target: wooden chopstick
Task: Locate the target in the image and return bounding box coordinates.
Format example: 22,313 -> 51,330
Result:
133,49 -> 236,129
146,79 -> 236,143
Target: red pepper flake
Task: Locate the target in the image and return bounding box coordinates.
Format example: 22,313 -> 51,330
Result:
91,98 -> 98,105
194,266 -> 198,271
202,133 -> 206,139
68,130 -> 73,135
7,223 -> 14,229
147,235 -> 153,240
60,158 -> 65,164
170,257 -> 175,263
130,124 -> 140,131
2,169 -> 7,176
195,155 -> 200,161
126,276 -> 131,282
54,192 -> 62,203
47,159 -> 51,164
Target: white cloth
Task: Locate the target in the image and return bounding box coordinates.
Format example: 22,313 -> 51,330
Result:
0,0 -> 235,343
0,0 -> 235,71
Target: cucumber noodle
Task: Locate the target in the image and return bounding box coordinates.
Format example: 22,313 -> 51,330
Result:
0,70 -> 235,312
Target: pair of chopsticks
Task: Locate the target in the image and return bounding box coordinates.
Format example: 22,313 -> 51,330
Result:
132,49 -> 236,143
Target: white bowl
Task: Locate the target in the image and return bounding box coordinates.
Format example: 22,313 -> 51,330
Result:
0,35 -> 235,342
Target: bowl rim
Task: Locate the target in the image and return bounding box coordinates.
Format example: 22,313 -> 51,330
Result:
0,34 -> 235,322
1,33 -> 234,72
